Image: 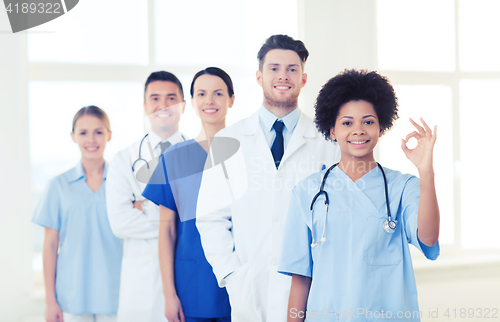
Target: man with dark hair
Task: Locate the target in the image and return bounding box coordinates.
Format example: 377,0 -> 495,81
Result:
107,71 -> 186,322
196,35 -> 340,322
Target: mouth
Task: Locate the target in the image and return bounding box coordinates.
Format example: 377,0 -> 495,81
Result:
348,140 -> 370,146
85,146 -> 99,152
156,112 -> 172,118
274,84 -> 292,91
203,108 -> 219,114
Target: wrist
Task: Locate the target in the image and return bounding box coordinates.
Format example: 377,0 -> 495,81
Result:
418,169 -> 435,180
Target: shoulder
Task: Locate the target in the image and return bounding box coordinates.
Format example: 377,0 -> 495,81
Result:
383,167 -> 419,190
293,170 -> 325,197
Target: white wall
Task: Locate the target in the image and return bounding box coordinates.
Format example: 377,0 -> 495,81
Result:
298,0 -> 378,117
0,8 -> 33,322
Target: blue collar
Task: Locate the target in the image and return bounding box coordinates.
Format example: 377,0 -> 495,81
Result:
258,104 -> 301,133
68,160 -> 108,184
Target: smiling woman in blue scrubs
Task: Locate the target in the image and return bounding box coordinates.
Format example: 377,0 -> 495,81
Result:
279,70 -> 440,322
32,106 -> 122,322
143,67 -> 234,322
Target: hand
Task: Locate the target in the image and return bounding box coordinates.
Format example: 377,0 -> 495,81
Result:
133,200 -> 145,212
164,293 -> 185,322
45,300 -> 63,322
401,117 -> 437,174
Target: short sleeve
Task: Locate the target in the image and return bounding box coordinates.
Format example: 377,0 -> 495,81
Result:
278,189 -> 313,277
142,154 -> 177,212
32,178 -> 61,231
401,176 -> 440,260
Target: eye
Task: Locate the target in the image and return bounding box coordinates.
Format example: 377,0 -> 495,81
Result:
168,97 -> 175,101
342,121 -> 352,126
198,93 -> 205,97
271,67 -> 278,72
216,92 -> 223,96
80,131 -> 86,135
152,97 -> 158,101
97,131 -> 103,135
289,68 -> 297,72
364,120 -> 375,125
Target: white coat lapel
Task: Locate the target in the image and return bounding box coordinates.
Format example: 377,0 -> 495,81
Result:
280,111 -> 317,166
243,110 -> 275,161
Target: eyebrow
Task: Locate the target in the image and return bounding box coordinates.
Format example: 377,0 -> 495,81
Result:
340,115 -> 377,119
150,93 -> 178,97
267,63 -> 300,68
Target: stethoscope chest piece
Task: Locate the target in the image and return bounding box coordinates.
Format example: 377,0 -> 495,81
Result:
383,219 -> 397,234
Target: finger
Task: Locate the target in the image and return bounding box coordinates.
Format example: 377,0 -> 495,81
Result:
180,307 -> 186,322
409,117 -> 425,136
401,138 -> 411,156
431,125 -> 438,144
405,131 -> 421,142
419,117 -> 433,136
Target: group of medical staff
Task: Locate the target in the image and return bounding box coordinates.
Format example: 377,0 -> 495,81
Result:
33,34 -> 440,322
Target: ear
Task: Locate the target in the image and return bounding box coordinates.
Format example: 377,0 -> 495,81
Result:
329,127 -> 336,142
301,72 -> 308,88
107,130 -> 112,142
228,95 -> 235,108
256,70 -> 263,87
143,100 -> 148,115
379,127 -> 384,137
71,132 -> 76,143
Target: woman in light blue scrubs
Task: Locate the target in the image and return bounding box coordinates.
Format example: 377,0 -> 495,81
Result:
279,70 -> 440,322
33,106 -> 122,322
143,67 -> 234,322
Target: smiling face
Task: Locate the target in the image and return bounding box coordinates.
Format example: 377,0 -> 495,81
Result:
144,80 -> 186,136
71,114 -> 111,160
191,74 -> 234,126
330,100 -> 383,163
256,49 -> 307,110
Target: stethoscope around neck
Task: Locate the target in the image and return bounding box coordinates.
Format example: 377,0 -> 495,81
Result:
131,133 -> 186,172
309,162 -> 397,248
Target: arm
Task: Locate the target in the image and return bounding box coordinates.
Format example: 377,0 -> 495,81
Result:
401,117 -> 440,246
43,227 -> 64,322
287,274 -> 312,322
195,168 -> 242,287
106,151 -> 159,240
158,205 -> 185,322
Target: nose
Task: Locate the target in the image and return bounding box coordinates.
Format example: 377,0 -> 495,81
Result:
278,71 -> 289,81
205,94 -> 214,105
353,124 -> 366,135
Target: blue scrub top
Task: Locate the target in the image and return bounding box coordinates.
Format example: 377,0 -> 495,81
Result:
142,139 -> 231,318
32,161 -> 122,315
278,166 -> 439,322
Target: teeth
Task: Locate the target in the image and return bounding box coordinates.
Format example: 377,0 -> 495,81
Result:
275,86 -> 290,89
86,147 -> 98,151
204,109 -> 217,112
350,141 -> 367,144
157,114 -> 171,118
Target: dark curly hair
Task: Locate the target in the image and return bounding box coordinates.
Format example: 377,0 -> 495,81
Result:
314,69 -> 399,141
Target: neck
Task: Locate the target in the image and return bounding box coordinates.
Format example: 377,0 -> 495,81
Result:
262,102 -> 297,119
338,154 -> 377,182
153,126 -> 178,141
81,157 -> 105,177
195,120 -> 225,150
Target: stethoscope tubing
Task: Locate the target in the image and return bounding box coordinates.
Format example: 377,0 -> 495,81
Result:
309,162 -> 395,248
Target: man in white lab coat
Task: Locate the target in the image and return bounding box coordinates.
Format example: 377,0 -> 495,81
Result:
196,35 -> 340,322
106,71 -> 186,322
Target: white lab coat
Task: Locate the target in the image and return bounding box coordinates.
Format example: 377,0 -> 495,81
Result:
106,132 -> 184,322
196,110 -> 340,322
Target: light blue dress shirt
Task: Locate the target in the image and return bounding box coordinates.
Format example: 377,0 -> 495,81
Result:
32,161 -> 122,315
279,166 -> 439,322
258,104 -> 301,151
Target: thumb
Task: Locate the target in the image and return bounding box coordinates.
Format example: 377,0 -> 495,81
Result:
401,139 -> 411,157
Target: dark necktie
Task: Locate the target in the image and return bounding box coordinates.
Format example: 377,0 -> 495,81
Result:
160,141 -> 171,154
271,120 -> 284,169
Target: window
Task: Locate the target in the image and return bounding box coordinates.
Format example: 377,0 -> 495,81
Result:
376,0 -> 500,249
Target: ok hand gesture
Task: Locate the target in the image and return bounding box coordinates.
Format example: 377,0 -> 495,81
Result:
401,117 -> 437,174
